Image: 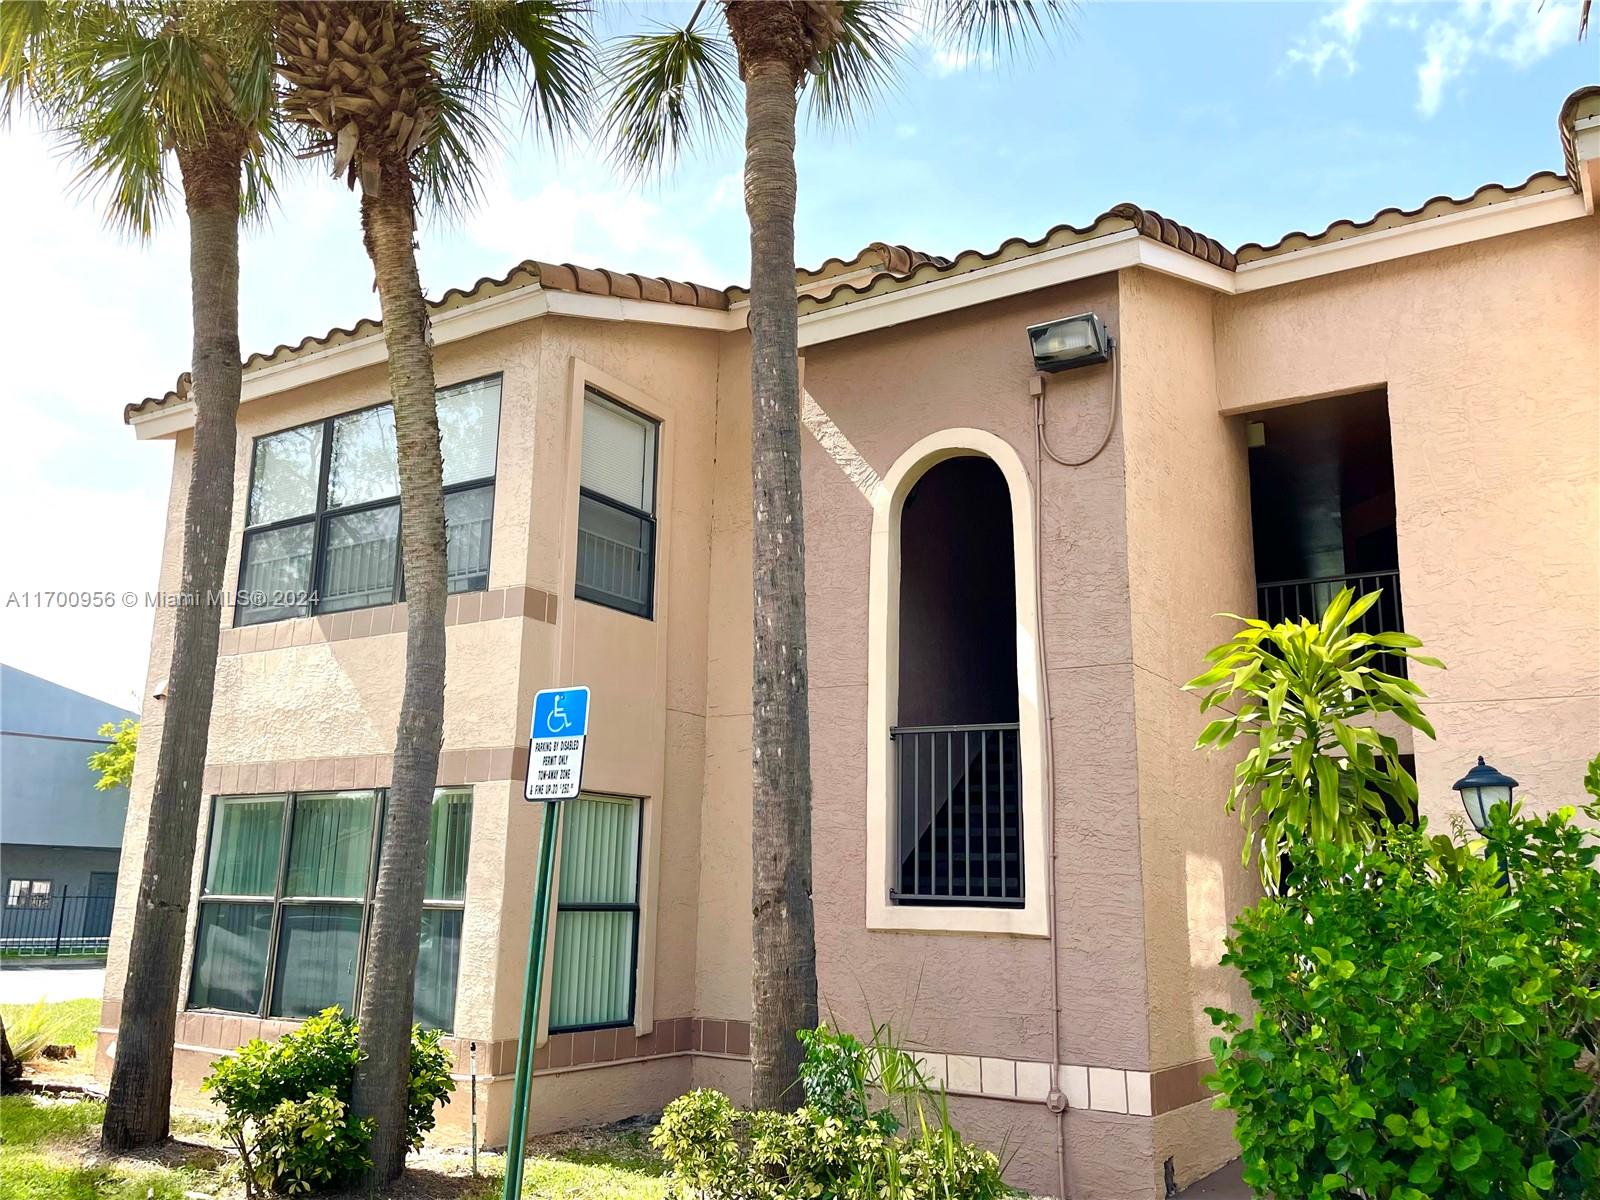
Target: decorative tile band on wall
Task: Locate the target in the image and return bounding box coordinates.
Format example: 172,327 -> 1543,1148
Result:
916,1052 -> 1213,1118
200,747 -> 531,795
218,585 -> 559,656
115,1004 -> 751,1082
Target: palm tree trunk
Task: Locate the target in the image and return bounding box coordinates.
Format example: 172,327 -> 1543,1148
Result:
351,157 -> 447,1186
103,136 -> 243,1150
728,0 -> 820,1112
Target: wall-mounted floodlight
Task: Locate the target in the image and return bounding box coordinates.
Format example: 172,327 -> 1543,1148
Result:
1027,312 -> 1112,373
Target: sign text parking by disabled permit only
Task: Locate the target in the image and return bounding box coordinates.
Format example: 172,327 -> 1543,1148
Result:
525,686 -> 589,801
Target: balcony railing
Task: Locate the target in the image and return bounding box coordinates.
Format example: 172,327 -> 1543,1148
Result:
891,723 -> 1022,907
1256,568 -> 1406,676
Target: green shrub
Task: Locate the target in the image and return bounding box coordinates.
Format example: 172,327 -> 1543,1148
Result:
653,1023 -> 1012,1199
202,1008 -> 454,1196
1207,810 -> 1600,1200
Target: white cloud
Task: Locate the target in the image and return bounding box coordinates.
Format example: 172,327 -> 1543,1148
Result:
1285,0 -> 1375,77
929,46 -> 994,78
1285,0 -> 1582,116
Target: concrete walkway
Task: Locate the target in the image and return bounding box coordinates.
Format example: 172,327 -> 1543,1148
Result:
0,962 -> 106,1004
1176,1160 -> 1249,1199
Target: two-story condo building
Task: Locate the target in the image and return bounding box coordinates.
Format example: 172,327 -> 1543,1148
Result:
100,88 -> 1600,1199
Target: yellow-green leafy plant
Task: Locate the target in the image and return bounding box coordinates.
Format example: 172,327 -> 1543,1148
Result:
1186,587 -> 1442,889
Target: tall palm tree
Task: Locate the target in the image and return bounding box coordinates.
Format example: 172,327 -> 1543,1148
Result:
603,0 -> 1066,1109
2,0 -> 280,1150
272,1 -> 592,1181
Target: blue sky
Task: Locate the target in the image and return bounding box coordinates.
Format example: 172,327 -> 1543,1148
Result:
0,0 -> 1592,706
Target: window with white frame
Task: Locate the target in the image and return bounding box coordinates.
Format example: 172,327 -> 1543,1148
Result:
549,795 -> 642,1032
576,391 -> 658,618
236,377 -> 501,625
188,788 -> 471,1030
5,879 -> 52,908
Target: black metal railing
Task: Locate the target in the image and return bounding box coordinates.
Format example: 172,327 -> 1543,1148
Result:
0,891 -> 115,957
891,723 -> 1022,907
1256,568 -> 1406,676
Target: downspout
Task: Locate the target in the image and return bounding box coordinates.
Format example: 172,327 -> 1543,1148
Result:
1029,344 -> 1120,1200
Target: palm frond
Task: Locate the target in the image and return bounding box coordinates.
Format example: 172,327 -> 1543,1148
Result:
0,0 -> 55,119
441,0 -> 596,142
599,7 -> 739,179
807,0 -> 909,129
412,73 -> 497,223
928,0 -> 1073,65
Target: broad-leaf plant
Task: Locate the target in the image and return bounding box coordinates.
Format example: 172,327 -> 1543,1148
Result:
1185,587 -> 1443,890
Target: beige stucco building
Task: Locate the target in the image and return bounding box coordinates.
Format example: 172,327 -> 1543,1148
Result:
102,88 -> 1600,1199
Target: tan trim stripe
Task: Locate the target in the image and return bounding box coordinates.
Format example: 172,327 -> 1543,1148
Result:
218,586 -> 557,657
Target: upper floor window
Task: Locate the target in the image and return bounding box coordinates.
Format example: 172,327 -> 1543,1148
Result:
237,377 -> 501,626
576,390 -> 657,618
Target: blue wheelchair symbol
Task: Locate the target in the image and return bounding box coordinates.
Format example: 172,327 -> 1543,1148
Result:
531,687 -> 589,740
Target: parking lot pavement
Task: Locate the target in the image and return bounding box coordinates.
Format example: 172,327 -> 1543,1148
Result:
0,963 -> 106,1004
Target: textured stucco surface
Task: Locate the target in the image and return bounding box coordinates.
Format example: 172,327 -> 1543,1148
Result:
1117,268 -> 1258,1191
105,207 -> 1598,1200
1215,220 -> 1600,824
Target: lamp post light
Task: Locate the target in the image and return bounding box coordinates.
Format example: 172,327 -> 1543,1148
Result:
1453,755 -> 1518,886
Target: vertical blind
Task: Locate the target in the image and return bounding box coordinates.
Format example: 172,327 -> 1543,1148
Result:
188,788 -> 470,1032
549,796 -> 641,1031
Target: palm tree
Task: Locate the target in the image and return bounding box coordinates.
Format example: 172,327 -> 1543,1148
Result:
2,0 -> 279,1150
603,0 -> 1066,1109
272,1 -> 592,1181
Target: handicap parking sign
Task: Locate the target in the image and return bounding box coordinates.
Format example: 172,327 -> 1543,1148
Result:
525,686 -> 590,802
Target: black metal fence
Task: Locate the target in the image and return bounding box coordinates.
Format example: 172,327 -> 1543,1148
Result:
0,891 -> 114,956
1256,568 -> 1407,677
892,723 -> 1023,907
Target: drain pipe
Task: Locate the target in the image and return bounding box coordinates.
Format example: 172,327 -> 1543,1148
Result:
1030,348 -> 1120,1200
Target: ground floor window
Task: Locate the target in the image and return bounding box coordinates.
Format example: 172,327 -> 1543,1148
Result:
188,787 -> 471,1032
549,794 -> 641,1033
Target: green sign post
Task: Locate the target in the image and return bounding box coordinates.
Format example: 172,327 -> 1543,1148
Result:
501,801 -> 562,1200
503,687 -> 591,1200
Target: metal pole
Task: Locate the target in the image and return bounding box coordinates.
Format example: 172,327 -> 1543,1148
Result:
51,893 -> 68,956
502,801 -> 563,1200
469,1040 -> 479,1177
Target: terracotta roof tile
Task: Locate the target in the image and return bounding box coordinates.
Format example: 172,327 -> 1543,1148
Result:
1235,171 -> 1572,264
124,258 -> 728,421
128,89 -> 1591,424
1560,84 -> 1600,182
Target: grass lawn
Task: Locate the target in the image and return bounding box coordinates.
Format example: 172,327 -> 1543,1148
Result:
0,998 -> 100,1057
0,1094 -> 667,1200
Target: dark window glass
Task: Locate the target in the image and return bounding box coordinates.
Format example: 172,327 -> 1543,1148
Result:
238,523 -> 314,625
237,378 -> 501,626
188,788 -> 469,1032
445,487 -> 494,595
576,392 -> 657,618
270,903 -> 362,1018
189,902 -> 272,1013
319,506 -> 400,612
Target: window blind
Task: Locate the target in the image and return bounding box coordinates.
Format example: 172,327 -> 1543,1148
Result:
581,392 -> 656,513
549,796 -> 640,1031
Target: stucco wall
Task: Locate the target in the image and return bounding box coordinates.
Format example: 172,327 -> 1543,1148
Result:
1215,219 -> 1600,824
1117,267 -> 1257,1191
715,277 -> 1158,1199
101,310 -> 727,1154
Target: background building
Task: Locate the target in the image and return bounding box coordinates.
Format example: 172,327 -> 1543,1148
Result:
1,664 -> 135,953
